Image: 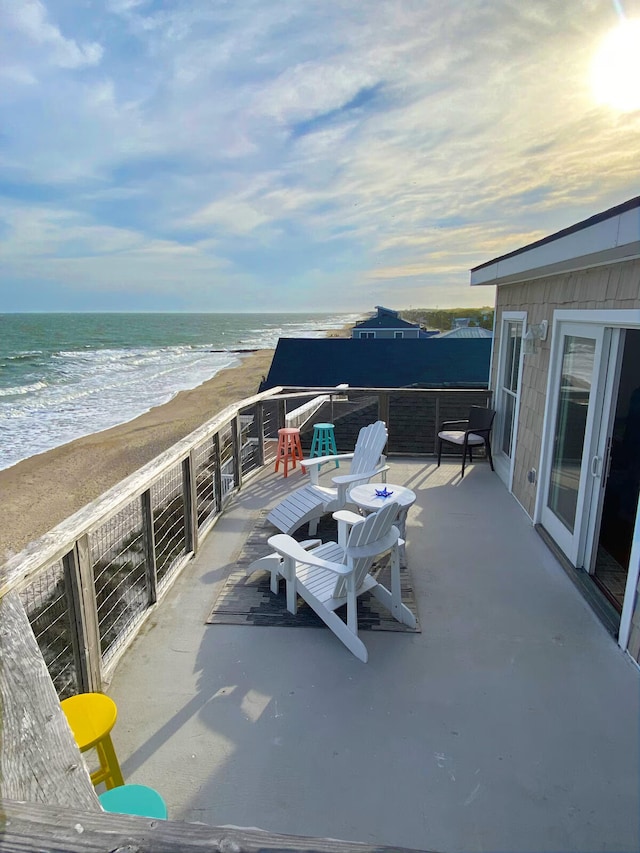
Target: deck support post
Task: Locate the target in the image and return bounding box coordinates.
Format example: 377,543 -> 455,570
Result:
212,432 -> 223,513
232,414 -> 243,490
255,402 -> 265,467
182,453 -> 198,555
142,488 -> 158,605
64,535 -> 102,692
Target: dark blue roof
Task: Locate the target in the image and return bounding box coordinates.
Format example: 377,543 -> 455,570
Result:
260,338 -> 491,390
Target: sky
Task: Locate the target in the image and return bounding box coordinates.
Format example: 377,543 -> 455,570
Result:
1,0 -> 639,313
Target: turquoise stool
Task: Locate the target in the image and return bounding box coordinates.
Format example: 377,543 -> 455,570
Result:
99,784 -> 168,819
310,423 -> 339,468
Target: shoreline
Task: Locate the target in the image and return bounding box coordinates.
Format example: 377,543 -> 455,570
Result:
1,349 -> 274,560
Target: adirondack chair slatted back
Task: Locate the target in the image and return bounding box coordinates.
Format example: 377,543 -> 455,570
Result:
348,421 -> 388,477
332,501 -> 399,599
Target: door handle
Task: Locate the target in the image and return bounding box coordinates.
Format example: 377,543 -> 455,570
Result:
590,455 -> 601,477
602,436 -> 613,489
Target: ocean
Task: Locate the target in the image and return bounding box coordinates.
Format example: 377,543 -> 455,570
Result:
0,312 -> 360,471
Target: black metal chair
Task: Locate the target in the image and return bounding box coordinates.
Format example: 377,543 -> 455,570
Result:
437,406 -> 496,477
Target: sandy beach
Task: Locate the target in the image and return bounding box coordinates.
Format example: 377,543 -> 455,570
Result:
1,349 -> 274,561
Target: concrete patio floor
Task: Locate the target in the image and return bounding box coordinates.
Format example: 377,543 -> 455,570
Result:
107,459 -> 640,853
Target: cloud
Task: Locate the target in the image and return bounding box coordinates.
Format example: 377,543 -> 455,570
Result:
0,1 -> 639,311
1,0 -> 103,68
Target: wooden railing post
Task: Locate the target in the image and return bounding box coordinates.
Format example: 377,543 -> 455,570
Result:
277,397 -> 286,430
434,395 -> 441,455
232,415 -> 242,490
255,402 -> 265,467
212,432 -> 223,513
0,590 -> 101,810
182,454 -> 198,556
141,489 -> 158,605
64,535 -> 102,693
378,392 -> 390,428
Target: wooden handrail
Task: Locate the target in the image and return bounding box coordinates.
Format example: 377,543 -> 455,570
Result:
0,386 -> 283,598
0,798 -> 435,852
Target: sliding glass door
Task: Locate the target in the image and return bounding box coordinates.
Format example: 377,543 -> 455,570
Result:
541,324 -> 608,564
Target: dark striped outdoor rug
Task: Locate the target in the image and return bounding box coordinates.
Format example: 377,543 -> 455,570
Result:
206,511 -> 420,631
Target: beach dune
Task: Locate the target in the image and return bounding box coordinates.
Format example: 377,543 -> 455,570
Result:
2,350 -> 274,560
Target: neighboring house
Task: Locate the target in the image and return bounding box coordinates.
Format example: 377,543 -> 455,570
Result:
471,195 -> 640,663
259,338 -> 491,389
435,318 -> 493,338
351,305 -> 429,338
435,324 -> 493,339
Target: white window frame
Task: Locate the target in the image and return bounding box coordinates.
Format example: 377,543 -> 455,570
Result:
493,311 -> 526,491
394,331 -> 404,339
360,331 -> 375,339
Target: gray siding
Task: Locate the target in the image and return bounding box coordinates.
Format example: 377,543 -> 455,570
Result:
494,258 -> 640,517
493,258 -> 640,661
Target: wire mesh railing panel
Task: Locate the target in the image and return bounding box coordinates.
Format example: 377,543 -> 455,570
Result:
19,560 -> 79,699
240,408 -> 260,477
330,392 -> 379,450
90,500 -> 148,663
219,424 -> 235,504
193,437 -> 218,530
388,393 -> 436,454
152,463 -> 187,590
262,401 -> 279,465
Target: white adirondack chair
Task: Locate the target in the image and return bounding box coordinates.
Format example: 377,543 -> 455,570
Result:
267,420 -> 389,536
267,501 -> 416,662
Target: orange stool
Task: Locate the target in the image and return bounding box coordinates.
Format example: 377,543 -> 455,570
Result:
275,427 -> 304,477
61,692 -> 125,790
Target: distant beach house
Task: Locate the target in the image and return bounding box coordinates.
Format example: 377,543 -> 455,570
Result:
434,317 -> 493,339
471,194 -> 640,663
351,305 -> 432,339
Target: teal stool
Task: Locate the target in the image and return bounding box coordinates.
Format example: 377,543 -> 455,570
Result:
310,423 -> 339,468
99,784 -> 168,819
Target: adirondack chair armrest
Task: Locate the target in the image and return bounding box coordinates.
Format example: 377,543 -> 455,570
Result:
332,509 -> 363,525
332,464 -> 387,486
333,509 -> 365,547
302,453 -> 354,468
303,453 -> 355,485
332,463 -> 390,506
267,534 -> 350,575
245,539 -> 321,577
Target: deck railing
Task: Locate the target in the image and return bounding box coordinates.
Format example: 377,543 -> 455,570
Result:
3,385 -> 489,700
1,383 -> 487,852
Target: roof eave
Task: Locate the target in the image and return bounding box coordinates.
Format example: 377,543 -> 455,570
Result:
470,201 -> 640,287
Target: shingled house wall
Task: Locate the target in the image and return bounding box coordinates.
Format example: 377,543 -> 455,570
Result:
492,257 -> 640,661
493,258 -> 640,518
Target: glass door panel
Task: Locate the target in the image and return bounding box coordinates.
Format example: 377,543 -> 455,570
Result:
541,324 -> 605,564
495,318 -> 523,487
547,335 -> 596,532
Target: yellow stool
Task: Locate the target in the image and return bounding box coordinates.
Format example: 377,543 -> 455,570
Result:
61,692 -> 125,790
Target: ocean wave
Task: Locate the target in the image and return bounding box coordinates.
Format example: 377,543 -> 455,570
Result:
5,350 -> 45,361
0,380 -> 49,397
0,311 -> 358,470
